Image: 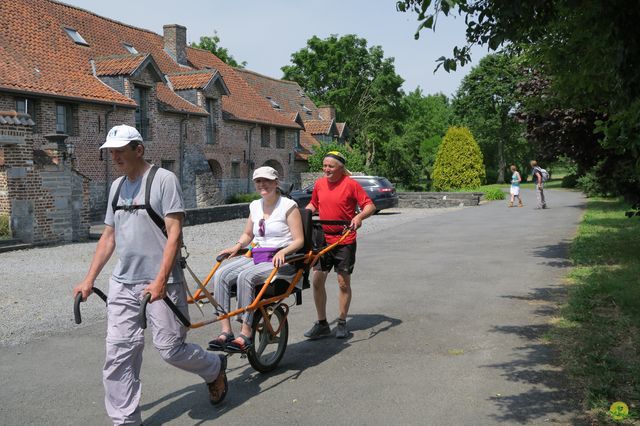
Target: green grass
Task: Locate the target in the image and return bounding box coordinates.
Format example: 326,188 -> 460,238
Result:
552,198 -> 640,423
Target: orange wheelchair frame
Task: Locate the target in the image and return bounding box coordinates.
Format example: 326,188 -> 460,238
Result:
75,209 -> 352,373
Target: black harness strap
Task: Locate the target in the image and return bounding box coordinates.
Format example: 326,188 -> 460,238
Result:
112,165 -> 167,237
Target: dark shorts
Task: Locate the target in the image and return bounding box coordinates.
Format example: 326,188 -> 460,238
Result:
314,242 -> 357,274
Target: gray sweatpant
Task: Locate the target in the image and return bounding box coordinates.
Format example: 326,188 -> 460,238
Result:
536,184 -> 547,208
213,256 -> 295,323
104,278 -> 221,425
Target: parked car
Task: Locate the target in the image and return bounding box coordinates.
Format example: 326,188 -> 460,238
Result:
288,176 -> 398,213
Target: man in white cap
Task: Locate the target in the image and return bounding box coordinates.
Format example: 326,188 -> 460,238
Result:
304,151 -> 376,339
73,124 -> 227,425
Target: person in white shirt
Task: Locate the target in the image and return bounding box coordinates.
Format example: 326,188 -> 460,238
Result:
209,166 -> 304,352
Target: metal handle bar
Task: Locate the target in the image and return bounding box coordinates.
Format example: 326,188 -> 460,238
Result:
73,287 -> 107,324
139,293 -> 191,329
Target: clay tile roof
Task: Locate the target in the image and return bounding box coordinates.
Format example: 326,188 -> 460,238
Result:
156,83 -> 207,115
188,48 -> 300,128
93,54 -> 148,76
168,70 -> 219,90
300,130 -> 320,154
0,1 -> 140,106
304,119 -> 335,135
2,0 -> 296,126
235,69 -> 321,119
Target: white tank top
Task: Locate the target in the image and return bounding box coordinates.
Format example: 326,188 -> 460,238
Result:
249,196 -> 298,248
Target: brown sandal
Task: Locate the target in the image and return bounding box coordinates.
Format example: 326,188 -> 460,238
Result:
208,355 -> 228,405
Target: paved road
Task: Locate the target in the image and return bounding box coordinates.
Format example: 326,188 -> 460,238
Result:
0,189 -> 587,425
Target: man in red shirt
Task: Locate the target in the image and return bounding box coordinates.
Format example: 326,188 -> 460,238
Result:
304,151 -> 376,339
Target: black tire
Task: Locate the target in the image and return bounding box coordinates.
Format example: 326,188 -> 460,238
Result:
247,305 -> 288,373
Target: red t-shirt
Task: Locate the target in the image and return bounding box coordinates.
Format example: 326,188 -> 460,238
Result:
310,176 -> 373,245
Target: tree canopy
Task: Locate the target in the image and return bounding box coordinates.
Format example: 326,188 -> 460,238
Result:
397,0 -> 640,201
282,34 -> 405,168
453,53 -> 529,183
191,31 -> 247,68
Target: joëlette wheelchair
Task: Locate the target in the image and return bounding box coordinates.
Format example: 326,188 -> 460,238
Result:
75,208 -> 351,373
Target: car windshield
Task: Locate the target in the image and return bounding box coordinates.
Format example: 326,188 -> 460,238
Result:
354,178 -> 379,187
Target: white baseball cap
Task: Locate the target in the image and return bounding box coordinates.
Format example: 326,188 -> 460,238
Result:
252,166 -> 278,181
100,124 -> 143,149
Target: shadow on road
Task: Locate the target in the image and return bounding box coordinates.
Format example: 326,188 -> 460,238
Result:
531,239 -> 574,268
486,285 -> 588,425
140,314 -> 401,424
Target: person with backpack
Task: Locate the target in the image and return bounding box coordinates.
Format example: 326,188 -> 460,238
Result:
530,160 -> 548,209
73,124 -> 228,424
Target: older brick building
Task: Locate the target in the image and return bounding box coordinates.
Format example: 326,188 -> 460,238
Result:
236,69 -> 348,182
0,0 -> 303,237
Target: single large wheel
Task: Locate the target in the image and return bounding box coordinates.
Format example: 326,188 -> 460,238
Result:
247,304 -> 289,373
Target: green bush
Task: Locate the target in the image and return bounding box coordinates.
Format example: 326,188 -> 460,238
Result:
561,174 -> 579,188
0,214 -> 10,239
577,171 -> 609,197
432,127 -> 486,191
227,193 -> 261,204
482,187 -> 506,201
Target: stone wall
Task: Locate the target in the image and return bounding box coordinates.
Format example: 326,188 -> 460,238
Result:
184,202 -> 249,226
398,192 -> 484,208
0,120 -> 90,244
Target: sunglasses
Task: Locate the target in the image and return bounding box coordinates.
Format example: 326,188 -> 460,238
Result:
258,218 -> 265,237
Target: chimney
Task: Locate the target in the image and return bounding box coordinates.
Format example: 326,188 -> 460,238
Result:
163,24 -> 187,66
318,105 -> 336,121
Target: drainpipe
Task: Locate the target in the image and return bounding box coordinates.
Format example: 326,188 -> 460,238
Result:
246,123 -> 258,192
179,115 -> 189,186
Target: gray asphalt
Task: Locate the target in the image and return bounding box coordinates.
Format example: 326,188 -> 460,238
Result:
0,188 -> 587,425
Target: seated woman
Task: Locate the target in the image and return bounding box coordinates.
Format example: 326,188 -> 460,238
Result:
209,166 -> 304,352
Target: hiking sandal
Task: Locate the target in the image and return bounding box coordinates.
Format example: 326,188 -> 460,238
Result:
208,332 -> 235,351
225,334 -> 253,353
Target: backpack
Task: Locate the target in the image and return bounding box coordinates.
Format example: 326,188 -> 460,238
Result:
536,167 -> 550,182
111,165 -> 167,237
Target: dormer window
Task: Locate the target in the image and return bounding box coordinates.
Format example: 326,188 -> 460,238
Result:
266,96 -> 281,110
64,27 -> 89,46
302,105 -> 312,115
123,43 -> 138,54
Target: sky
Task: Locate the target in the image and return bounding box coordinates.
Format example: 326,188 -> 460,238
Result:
61,0 -> 488,97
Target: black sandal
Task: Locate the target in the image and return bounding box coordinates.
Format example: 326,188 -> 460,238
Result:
225,334 -> 253,353
208,332 -> 234,351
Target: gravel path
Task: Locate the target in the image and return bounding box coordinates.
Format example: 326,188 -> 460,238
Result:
0,207 -> 461,347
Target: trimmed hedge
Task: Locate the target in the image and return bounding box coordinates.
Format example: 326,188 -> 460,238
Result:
432,127 -> 486,191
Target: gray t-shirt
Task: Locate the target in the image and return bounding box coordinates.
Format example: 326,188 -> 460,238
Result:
105,165 -> 185,284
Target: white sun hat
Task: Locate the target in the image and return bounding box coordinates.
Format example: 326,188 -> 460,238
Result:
252,166 -> 279,181
100,124 -> 143,150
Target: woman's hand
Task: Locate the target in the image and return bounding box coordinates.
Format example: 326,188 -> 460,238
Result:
272,250 -> 287,268
218,243 -> 242,258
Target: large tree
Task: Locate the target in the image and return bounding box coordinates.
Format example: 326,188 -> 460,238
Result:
383,89 -> 454,186
282,35 -> 405,168
453,53 -> 529,183
396,0 -> 640,200
191,31 -> 247,68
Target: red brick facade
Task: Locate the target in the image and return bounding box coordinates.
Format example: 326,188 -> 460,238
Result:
1,0 -> 305,228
